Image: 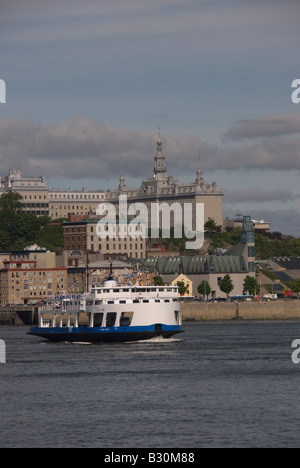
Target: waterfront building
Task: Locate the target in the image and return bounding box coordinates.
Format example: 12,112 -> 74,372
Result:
138,254 -> 249,299
170,273 -> 193,297
0,169 -> 49,216
138,216 -> 255,299
0,259 -> 67,305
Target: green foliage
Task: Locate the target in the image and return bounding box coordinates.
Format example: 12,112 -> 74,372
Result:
149,226 -> 199,254
286,278 -> 300,298
0,193 -> 63,253
177,280 -> 189,295
204,217 -> 221,233
0,191 -> 23,212
262,269 -> 280,281
35,222 -> 64,253
243,275 -> 260,296
205,225 -> 242,250
255,233 -> 300,260
153,275 -> 165,286
219,274 -> 234,298
197,280 -> 211,298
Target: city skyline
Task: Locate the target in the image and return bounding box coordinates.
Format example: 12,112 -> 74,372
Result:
0,0 -> 299,236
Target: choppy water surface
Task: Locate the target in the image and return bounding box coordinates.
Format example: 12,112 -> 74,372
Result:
0,321 -> 300,448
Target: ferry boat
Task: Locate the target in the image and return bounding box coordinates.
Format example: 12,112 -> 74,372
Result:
28,272 -> 183,343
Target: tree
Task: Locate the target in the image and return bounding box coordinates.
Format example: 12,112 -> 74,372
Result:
197,280 -> 211,300
0,192 -> 24,249
35,220 -> 64,253
219,274 -> 234,300
0,191 -> 23,212
287,278 -> 300,299
204,217 -> 221,234
153,275 -> 165,286
177,280 -> 189,296
0,192 -> 63,252
243,275 -> 260,296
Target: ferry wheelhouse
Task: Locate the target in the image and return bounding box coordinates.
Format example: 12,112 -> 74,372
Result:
28,275 -> 183,343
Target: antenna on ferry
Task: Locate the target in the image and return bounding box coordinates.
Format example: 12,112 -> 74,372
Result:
105,261 -> 114,281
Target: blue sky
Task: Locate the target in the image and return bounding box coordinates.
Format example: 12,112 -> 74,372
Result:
0,0 -> 300,235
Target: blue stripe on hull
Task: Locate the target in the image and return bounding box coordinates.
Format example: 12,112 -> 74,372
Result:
28,325 -> 183,343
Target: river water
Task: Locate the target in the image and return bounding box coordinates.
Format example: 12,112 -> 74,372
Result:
0,320 -> 299,448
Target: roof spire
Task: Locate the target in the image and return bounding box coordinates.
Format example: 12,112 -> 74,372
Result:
198,148 -> 202,169
153,129 -> 167,179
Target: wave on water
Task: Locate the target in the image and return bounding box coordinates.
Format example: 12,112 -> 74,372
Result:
65,341 -> 92,345
40,337 -> 181,346
133,336 -> 183,344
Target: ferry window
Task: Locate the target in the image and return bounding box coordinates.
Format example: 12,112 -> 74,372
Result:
113,289 -> 120,293
164,299 -> 170,303
120,312 -> 134,327
133,299 -> 139,303
155,299 -> 160,303
94,313 -> 103,327
122,289 -> 129,293
106,312 -> 117,327
143,299 -> 149,303
119,300 -> 126,304
108,300 -> 114,304
87,300 -> 94,306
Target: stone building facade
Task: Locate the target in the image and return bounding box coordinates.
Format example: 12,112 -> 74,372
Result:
0,259 -> 67,305
0,169 -> 49,216
63,216 -> 146,259
103,134 -> 223,230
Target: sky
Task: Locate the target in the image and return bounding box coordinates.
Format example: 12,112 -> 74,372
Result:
0,0 -> 300,236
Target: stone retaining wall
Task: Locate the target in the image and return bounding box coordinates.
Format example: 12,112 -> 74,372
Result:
182,301 -> 300,321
